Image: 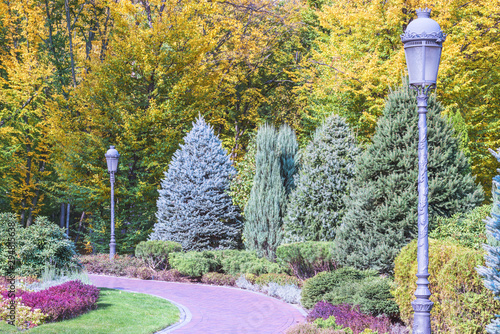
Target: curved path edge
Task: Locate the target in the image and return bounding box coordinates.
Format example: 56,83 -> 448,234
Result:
88,274 -> 306,334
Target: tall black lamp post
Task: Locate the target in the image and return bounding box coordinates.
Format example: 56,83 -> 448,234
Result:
401,8 -> 446,333
105,146 -> 120,261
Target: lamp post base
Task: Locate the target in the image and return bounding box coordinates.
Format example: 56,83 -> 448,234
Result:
412,299 -> 433,334
109,241 -> 116,261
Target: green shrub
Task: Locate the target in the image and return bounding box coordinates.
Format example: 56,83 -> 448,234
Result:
393,238 -> 499,333
277,242 -> 335,279
323,277 -> 399,318
217,249 -> 288,276
0,213 -> 78,277
314,316 -> 350,332
430,204 -> 491,250
135,240 -> 182,270
170,251 -> 221,277
255,273 -> 302,288
301,267 -> 378,309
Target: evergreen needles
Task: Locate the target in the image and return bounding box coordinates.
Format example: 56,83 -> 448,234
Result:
284,114 -> 360,242
477,148 -> 500,334
149,116 -> 243,251
334,82 -> 484,274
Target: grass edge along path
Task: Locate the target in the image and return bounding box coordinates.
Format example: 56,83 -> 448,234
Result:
0,288 -> 180,334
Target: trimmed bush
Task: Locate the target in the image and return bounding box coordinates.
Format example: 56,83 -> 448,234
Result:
255,273 -> 302,288
217,250 -> 288,276
79,254 -> 145,276
2,280 -> 100,322
201,272 -> 236,286
0,214 -> 78,277
124,266 -> 155,280
430,204 -> 491,250
0,294 -> 48,329
323,276 -> 398,318
277,242 -> 335,279
301,267 -> 377,309
169,251 -> 221,277
135,240 -> 182,270
393,238 -> 499,333
307,302 -> 391,334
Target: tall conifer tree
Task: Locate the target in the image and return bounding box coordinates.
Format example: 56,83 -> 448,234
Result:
477,148 -> 500,334
284,114 -> 360,242
150,116 -> 242,251
244,124 -> 297,259
334,83 -> 484,274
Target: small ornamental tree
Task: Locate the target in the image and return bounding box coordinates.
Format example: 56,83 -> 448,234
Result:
229,135 -> 256,215
149,116 -> 243,251
334,82 -> 484,274
244,124 -> 298,260
284,114 -> 360,242
477,148 -> 500,334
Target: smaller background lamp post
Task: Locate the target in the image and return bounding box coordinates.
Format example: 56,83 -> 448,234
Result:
105,146 -> 120,261
401,8 -> 446,334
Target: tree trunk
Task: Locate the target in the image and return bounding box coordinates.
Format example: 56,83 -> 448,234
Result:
66,203 -> 70,237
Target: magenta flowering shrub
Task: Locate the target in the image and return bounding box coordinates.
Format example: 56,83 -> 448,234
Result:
307,302 -> 391,334
2,280 -> 100,322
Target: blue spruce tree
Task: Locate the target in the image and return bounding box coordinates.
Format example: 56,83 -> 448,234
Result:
477,148 -> 500,334
284,114 -> 360,242
149,116 -> 243,251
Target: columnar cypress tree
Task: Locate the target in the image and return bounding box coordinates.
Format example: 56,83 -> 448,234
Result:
284,114 -> 360,242
477,148 -> 500,334
334,83 -> 484,274
244,124 -> 297,260
149,116 -> 243,251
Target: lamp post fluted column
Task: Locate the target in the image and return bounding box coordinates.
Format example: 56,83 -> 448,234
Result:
401,8 -> 446,333
109,170 -> 116,261
412,88 -> 434,333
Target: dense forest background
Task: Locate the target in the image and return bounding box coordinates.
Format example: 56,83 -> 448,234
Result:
0,0 -> 498,253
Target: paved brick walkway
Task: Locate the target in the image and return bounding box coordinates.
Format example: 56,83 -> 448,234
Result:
89,275 -> 306,334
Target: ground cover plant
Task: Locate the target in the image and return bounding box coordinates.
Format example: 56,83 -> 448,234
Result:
1,280 -> 100,322
307,302 -> 391,333
0,288 -> 179,334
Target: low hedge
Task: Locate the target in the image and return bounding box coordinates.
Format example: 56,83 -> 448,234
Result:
170,250 -> 288,277
393,238 -> 500,333
135,240 -> 182,270
277,242 -> 335,279
79,254 -> 145,276
255,273 -> 302,288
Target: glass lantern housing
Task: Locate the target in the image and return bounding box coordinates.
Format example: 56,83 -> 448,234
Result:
401,8 -> 446,87
105,146 -> 120,173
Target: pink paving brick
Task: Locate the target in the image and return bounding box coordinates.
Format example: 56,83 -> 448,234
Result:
89,274 -> 306,334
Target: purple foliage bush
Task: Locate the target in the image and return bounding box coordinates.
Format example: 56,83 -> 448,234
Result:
307,302 -> 391,334
2,280 -> 100,322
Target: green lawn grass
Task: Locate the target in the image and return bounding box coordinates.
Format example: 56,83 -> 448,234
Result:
0,288 -> 180,334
